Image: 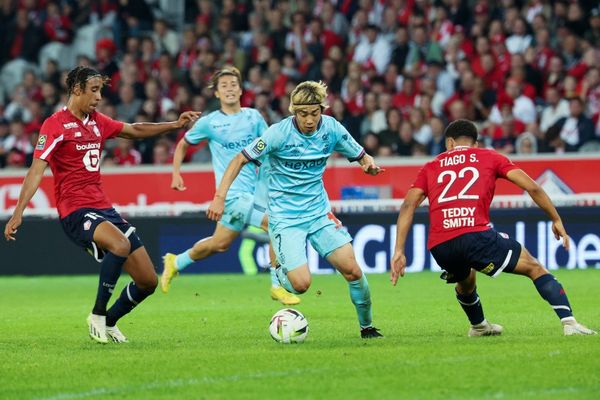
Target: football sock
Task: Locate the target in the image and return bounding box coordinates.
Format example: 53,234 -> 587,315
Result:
270,268 -> 280,288
533,273 -> 573,319
175,250 -> 195,271
348,274 -> 372,328
275,267 -> 301,294
92,252 -> 127,315
456,287 -> 485,325
106,282 -> 154,327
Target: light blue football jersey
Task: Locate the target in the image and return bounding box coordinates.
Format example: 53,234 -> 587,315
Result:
185,108 -> 268,199
242,115 -> 365,220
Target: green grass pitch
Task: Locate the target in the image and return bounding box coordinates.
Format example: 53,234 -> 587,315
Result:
1,270 -> 599,400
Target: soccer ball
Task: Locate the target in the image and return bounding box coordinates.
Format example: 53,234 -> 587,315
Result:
269,308 -> 308,344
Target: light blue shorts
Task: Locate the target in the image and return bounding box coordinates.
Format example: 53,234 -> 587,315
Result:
220,192 -> 266,232
268,212 -> 352,272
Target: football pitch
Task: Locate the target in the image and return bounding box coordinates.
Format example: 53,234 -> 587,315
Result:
1,270 -> 599,400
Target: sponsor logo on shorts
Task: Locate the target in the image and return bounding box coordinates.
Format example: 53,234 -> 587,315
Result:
481,262 -> 494,274
36,135 -> 47,150
83,220 -> 92,231
252,139 -> 266,155
499,232 -> 509,239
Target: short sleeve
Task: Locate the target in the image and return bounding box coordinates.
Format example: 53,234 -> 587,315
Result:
95,111 -> 124,139
254,110 -> 269,136
34,119 -> 62,161
411,164 -> 429,195
184,117 -> 211,145
494,152 -> 518,178
242,125 -> 280,166
332,119 -> 365,161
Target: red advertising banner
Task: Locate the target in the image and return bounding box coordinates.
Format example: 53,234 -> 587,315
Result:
1,155 -> 598,214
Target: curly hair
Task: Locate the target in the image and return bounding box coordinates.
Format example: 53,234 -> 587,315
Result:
443,119 -> 478,143
65,66 -> 110,95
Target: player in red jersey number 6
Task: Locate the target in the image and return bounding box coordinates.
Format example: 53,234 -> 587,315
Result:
4,66 -> 200,344
391,119 -> 596,337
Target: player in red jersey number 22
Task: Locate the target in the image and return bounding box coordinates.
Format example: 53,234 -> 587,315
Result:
391,119 -> 596,337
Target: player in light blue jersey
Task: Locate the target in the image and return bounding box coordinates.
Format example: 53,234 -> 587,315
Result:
160,66 -> 300,305
207,81 -> 385,339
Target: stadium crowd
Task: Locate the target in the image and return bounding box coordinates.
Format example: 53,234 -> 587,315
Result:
0,0 -> 599,169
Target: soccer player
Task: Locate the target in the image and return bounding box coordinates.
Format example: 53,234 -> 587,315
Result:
390,119 -> 596,337
160,66 -> 300,306
3,66 -> 200,343
207,81 -> 385,339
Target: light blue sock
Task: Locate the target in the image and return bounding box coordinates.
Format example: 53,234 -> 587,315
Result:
275,267 -> 301,294
175,250 -> 195,271
348,274 -> 372,329
270,268 -> 280,288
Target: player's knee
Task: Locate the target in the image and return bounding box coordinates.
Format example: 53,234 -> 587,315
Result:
107,237 -> 131,257
137,274 -> 158,293
290,277 -> 311,294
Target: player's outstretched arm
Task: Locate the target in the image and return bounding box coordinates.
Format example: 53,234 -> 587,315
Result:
118,111 -> 201,139
207,153 -> 250,221
171,139 -> 190,191
4,159 -> 48,241
391,188 -> 426,285
506,168 -> 569,250
357,154 -> 385,175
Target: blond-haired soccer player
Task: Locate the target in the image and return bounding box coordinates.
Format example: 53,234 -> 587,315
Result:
160,66 -> 300,305
207,81 -> 385,338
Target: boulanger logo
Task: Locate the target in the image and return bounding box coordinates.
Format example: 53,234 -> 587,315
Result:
76,143 -> 101,151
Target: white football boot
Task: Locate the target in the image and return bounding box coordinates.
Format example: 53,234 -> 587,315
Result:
87,313 -> 108,344
468,320 -> 504,337
106,325 -> 129,343
562,318 -> 597,336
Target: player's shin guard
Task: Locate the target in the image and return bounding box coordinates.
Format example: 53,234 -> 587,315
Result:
533,273 -> 573,320
456,287 -> 485,325
106,282 -> 154,326
348,274 -> 373,328
274,267 -> 301,294
92,252 -> 127,315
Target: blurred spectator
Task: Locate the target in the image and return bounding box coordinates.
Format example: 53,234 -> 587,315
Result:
152,138 -> 173,165
43,1 -> 73,43
489,78 -> 537,125
353,24 -> 391,75
549,97 -> 595,152
428,116 -> 446,155
515,131 -> 539,155
540,87 -> 570,134
409,107 -> 432,145
506,17 -> 532,55
116,84 -> 143,123
396,120 -> 418,156
1,8 -> 44,64
112,137 -> 142,166
3,119 -> 33,161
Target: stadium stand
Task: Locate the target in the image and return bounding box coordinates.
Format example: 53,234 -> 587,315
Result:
0,0 -> 599,169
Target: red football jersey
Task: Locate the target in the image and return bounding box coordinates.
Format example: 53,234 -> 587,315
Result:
34,108 -> 124,218
412,146 -> 518,249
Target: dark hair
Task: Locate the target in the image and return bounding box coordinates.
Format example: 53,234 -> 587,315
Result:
65,66 -> 109,95
444,119 -> 478,143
